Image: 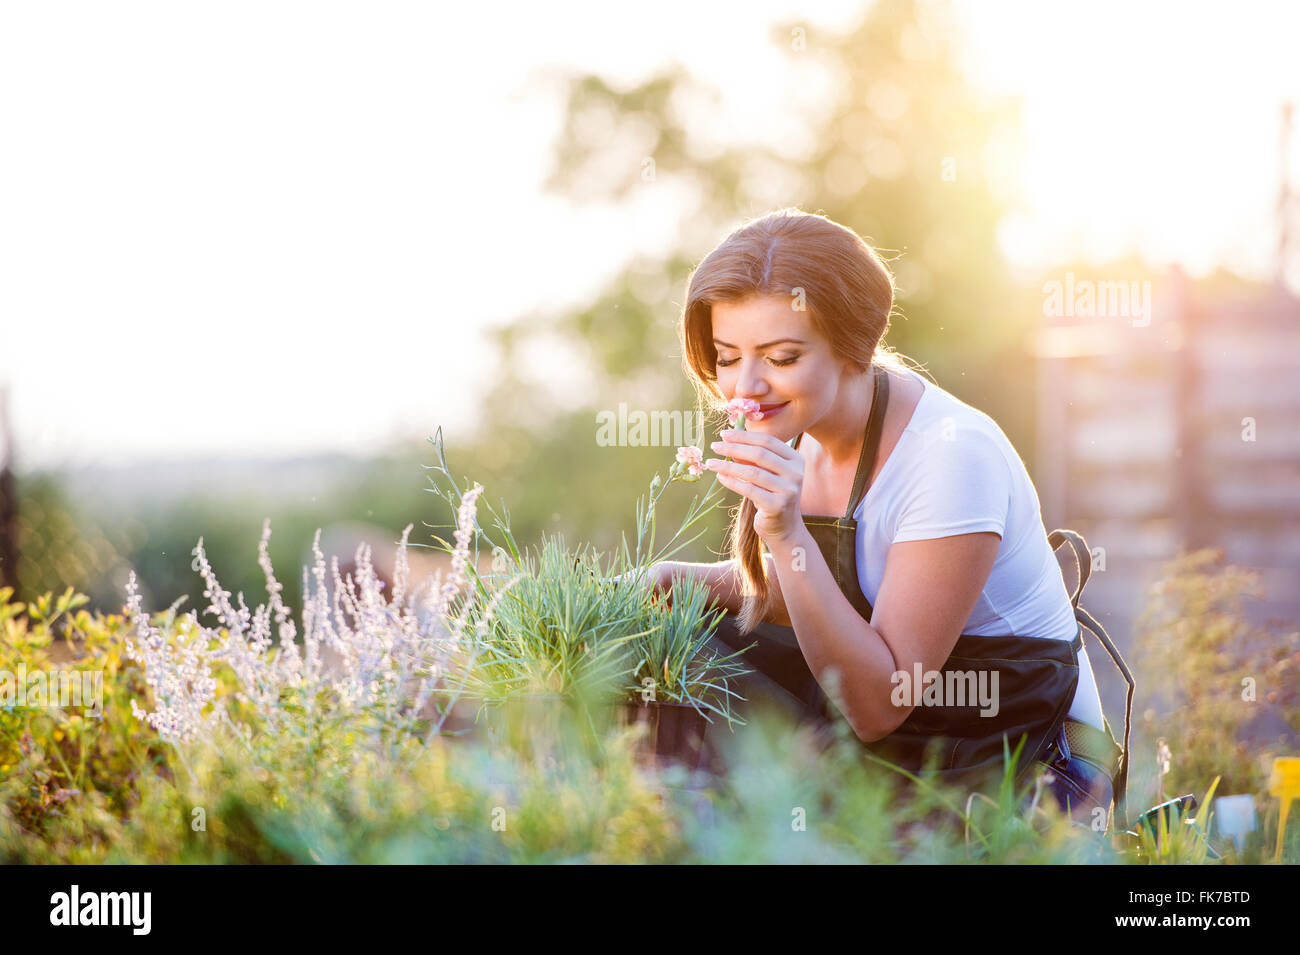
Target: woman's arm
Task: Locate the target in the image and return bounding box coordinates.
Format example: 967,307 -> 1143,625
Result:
700,412 -> 1009,742
654,555 -> 792,627
766,528 -> 999,742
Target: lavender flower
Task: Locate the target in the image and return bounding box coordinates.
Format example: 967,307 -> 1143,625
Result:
124,480 -> 509,754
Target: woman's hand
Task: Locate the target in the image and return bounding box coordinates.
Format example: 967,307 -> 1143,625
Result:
645,561 -> 676,599
705,429 -> 805,545
607,562 -> 678,605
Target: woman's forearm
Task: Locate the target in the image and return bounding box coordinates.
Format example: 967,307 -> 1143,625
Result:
763,527 -> 900,741
660,556 -> 792,626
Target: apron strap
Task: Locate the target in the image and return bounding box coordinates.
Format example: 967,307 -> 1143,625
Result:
1047,528 -> 1090,610
1049,527 -> 1136,831
1076,605 -> 1136,831
844,366 -> 890,519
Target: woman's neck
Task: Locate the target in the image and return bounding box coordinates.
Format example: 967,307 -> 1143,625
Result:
805,364 -> 877,469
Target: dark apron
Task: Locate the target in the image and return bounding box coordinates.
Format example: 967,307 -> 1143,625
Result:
712,368 -> 1132,812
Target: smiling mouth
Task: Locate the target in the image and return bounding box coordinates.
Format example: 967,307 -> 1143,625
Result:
755,402 -> 789,417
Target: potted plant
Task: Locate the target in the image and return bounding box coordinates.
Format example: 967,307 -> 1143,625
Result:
615,568 -> 749,773
610,400 -> 769,771
419,428 -> 752,770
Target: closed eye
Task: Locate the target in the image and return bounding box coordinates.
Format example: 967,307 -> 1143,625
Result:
717,356 -> 799,368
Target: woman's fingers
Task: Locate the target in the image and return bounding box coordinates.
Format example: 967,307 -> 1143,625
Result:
711,469 -> 783,512
717,428 -> 799,461
708,441 -> 786,475
705,457 -> 793,495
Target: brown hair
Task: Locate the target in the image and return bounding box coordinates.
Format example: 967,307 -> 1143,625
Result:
677,207 -> 905,634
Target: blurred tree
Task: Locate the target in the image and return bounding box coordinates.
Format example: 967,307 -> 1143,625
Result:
30,452 -> 452,617
12,474 -> 124,608
98,467 -> 442,622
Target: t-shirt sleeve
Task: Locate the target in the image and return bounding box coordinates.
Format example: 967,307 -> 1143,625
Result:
890,426 -> 1012,544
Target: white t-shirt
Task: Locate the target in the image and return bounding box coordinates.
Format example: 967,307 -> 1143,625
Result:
834,367 -> 1106,732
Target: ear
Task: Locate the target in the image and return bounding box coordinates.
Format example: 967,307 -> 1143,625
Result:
838,356 -> 866,380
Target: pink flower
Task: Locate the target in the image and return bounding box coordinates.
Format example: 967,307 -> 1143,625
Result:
675,445 -> 705,477
725,397 -> 764,428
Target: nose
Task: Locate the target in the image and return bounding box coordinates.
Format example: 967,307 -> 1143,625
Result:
734,358 -> 769,400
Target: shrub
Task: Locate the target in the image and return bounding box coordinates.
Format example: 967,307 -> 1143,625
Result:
1132,549 -> 1300,802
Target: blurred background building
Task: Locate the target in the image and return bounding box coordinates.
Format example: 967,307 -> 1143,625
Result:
1034,108 -> 1299,724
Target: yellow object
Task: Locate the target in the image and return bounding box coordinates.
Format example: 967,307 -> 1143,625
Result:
1269,757 -> 1300,862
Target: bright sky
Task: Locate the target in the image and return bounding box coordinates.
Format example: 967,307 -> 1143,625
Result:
2,0 -> 1297,472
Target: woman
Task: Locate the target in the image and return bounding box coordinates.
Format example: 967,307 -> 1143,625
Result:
650,208 -> 1132,828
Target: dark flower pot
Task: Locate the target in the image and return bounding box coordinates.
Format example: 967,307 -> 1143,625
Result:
432,696 -> 490,742
620,700 -> 727,775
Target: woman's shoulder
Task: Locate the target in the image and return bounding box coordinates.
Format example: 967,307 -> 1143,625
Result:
888,369 -> 1014,470
895,369 -> 987,428
867,371 -> 1020,538
867,372 -> 1024,516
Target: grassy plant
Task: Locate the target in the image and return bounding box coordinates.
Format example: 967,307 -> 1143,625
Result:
442,534 -> 648,703
622,566 -> 750,721
674,705 -> 1123,864
1124,776 -> 1222,865
419,428 -> 750,724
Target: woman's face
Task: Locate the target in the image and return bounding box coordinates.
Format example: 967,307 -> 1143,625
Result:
710,294 -> 853,441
